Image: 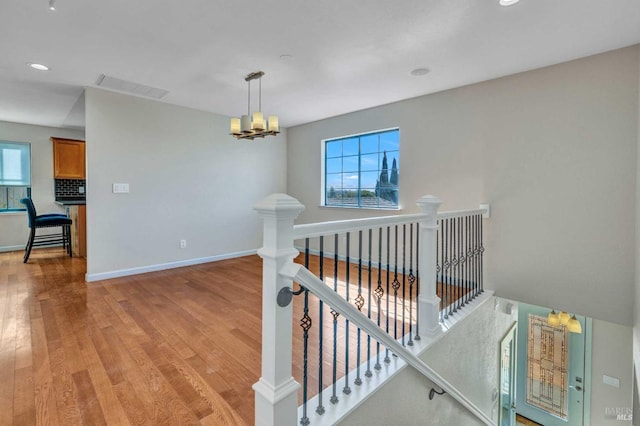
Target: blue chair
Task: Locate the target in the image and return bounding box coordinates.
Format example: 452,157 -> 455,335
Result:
20,198 -> 72,263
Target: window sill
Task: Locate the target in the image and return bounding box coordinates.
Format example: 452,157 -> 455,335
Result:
319,204 -> 402,212
0,211 -> 26,216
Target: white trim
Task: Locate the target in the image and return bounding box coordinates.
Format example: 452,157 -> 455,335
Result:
0,245 -> 25,253
85,249 -> 257,282
293,213 -> 425,239
292,205 -> 490,240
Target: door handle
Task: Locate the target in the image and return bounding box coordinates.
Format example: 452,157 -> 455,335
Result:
570,385 -> 583,392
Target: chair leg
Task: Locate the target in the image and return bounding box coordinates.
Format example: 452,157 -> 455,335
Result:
67,225 -> 72,257
23,227 -> 35,263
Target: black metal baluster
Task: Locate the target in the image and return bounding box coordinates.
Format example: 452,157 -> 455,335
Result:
461,216 -> 467,307
438,218 -> 442,322
300,286 -> 311,426
330,234 -> 339,404
366,228 -> 373,377
449,218 -> 454,316
443,219 -> 449,319
456,217 -> 464,309
354,231 -> 364,386
451,217 -> 458,314
476,214 -> 481,298
343,232 -> 351,395
374,227 -> 383,370
316,236 -> 325,415
401,224 -> 406,346
472,215 -> 478,299
408,223 -> 415,346
414,223 -> 420,341
480,214 -> 484,294
385,226 -> 391,364
464,216 -> 468,305
392,226 -> 400,342
300,239 -> 311,426
467,216 -> 471,300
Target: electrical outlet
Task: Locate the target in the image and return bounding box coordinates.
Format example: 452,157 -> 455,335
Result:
180,239 -> 187,249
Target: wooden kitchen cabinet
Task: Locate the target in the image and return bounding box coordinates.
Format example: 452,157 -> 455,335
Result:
66,205 -> 86,258
52,137 -> 86,179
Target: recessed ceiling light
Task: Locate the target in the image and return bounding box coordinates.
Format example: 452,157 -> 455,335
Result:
410,68 -> 430,76
28,63 -> 50,71
48,0 -> 56,10
499,0 -> 521,6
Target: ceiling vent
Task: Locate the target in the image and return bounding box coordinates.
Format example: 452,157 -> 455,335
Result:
95,74 -> 169,99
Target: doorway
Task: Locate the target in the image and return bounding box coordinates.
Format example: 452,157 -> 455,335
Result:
516,303 -> 591,426
500,322 -> 518,425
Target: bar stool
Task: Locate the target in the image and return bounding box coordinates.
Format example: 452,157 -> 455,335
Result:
20,198 -> 72,263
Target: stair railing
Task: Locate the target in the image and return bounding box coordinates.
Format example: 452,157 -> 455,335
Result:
252,193 -> 489,426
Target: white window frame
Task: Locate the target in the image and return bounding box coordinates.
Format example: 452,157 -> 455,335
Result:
0,141 -> 31,212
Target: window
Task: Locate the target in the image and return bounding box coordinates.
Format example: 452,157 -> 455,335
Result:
324,128 -> 399,209
0,141 -> 31,212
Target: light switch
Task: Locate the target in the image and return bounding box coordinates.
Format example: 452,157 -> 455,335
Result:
603,375 -> 620,388
113,183 -> 130,193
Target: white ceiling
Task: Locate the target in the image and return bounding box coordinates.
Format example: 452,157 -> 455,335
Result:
1,0 -> 639,130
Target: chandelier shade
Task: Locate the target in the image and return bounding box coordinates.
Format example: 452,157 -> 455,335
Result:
230,71 -> 279,140
547,309 -> 582,334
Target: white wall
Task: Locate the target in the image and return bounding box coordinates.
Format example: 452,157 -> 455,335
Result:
0,120 -> 84,251
634,43 -> 640,425
288,45 -> 640,326
84,88 -> 287,279
591,319 -> 633,425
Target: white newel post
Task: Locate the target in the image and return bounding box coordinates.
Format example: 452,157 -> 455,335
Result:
416,195 -> 442,337
253,193 -> 305,426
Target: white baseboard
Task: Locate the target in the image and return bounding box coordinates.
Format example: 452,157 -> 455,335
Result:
85,249 -> 258,282
0,245 -> 25,253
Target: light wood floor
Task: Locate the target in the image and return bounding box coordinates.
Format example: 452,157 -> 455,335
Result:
1,248 -> 262,425
0,247 -> 466,425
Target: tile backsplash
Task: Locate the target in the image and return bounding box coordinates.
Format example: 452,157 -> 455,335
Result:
55,179 -> 86,199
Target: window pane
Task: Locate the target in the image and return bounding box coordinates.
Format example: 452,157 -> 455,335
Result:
2,149 -> 21,180
326,141 -> 342,158
0,141 -> 31,186
342,155 -> 359,173
360,153 -> 379,172
326,157 -> 342,174
325,173 -> 342,188
360,188 -> 379,208
342,138 -> 359,156
360,134 -> 379,154
360,171 -> 379,188
342,172 -> 359,189
0,186 -> 28,210
380,131 -> 399,152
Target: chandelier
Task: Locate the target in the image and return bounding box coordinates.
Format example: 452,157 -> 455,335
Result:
230,71 -> 279,140
547,310 -> 582,333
